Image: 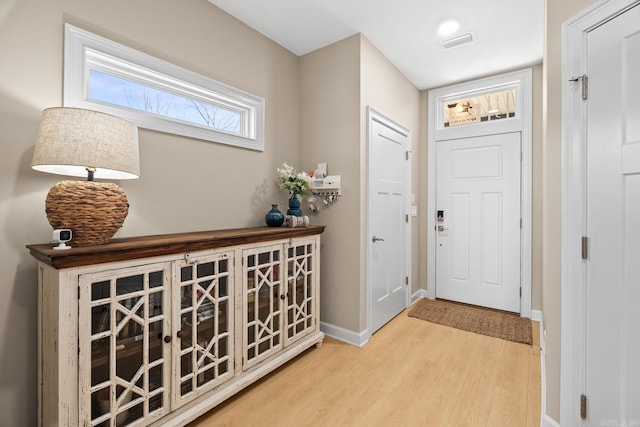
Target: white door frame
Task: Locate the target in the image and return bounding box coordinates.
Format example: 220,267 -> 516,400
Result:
561,0 -> 640,424
366,106 -> 411,338
427,69 -> 532,317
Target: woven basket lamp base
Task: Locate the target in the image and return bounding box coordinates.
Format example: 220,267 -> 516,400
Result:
45,180 -> 130,246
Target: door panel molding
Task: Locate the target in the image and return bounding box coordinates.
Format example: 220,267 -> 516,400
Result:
366,107 -> 411,336
435,132 -> 521,312
427,69 -> 532,318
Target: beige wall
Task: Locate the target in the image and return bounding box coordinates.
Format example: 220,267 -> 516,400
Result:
360,36 -> 422,302
300,35 -> 421,333
543,0 -> 597,422
419,91 -> 430,295
0,1 -> 301,424
299,35 -> 362,332
531,63 -> 544,312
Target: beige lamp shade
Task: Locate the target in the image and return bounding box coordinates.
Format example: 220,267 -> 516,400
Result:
32,107 -> 140,246
32,107 -> 140,180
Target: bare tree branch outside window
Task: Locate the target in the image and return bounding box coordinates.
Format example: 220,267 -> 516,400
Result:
89,70 -> 241,134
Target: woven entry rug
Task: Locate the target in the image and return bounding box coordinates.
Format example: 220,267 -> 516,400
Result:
408,298 -> 532,345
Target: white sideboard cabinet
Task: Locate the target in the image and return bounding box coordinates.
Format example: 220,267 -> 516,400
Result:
27,226 -> 325,427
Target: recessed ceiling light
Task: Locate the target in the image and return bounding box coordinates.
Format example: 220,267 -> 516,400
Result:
438,20 -> 460,37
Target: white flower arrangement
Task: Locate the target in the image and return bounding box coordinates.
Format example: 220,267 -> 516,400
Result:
277,163 -> 311,198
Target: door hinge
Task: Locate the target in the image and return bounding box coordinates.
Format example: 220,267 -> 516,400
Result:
406,214 -> 409,223
406,151 -> 411,160
569,74 -> 588,100
520,218 -> 522,229
520,287 -> 522,297
405,276 -> 409,285
78,286 -> 81,300
580,394 -> 587,420
581,236 -> 589,260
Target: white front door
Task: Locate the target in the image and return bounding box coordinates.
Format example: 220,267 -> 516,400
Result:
435,132 -> 521,312
583,3 -> 640,423
368,110 -> 409,333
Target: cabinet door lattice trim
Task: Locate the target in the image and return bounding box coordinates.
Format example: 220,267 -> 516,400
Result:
78,263 -> 171,426
174,252 -> 234,406
285,239 -> 316,345
243,244 -> 283,370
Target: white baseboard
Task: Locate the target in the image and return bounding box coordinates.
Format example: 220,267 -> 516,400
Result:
320,322 -> 369,347
531,309 -> 543,322
321,290 -> 431,347
537,312 -> 560,427
542,414 -> 560,427
410,289 -> 429,304
320,290 -> 430,347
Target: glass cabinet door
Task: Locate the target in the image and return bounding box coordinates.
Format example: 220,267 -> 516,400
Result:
284,238 -> 316,345
243,244 -> 283,370
79,263 -> 171,427
173,252 -> 234,406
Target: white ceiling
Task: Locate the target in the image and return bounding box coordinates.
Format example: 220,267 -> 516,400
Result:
207,0 -> 544,90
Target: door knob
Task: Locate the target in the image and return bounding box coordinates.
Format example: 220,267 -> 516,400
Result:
372,236 -> 385,243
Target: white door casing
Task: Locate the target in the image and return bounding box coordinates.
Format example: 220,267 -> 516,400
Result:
366,107 -> 411,335
436,132 -> 522,312
562,1 -> 640,425
427,69 -> 532,317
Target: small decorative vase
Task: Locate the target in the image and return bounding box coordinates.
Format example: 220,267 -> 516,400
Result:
265,204 -> 285,227
287,196 -> 302,217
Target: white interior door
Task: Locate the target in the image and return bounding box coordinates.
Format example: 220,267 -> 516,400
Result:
583,4 -> 640,423
435,132 -> 521,312
368,111 -> 409,333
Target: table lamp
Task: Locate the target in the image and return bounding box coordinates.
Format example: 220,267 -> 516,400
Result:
31,107 -> 140,246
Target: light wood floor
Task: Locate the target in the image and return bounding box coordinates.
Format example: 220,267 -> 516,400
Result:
190,310 -> 541,427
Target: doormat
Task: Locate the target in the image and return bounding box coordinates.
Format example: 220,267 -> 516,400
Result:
408,298 -> 532,345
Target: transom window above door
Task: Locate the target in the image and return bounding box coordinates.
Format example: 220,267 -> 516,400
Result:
443,88 -> 517,128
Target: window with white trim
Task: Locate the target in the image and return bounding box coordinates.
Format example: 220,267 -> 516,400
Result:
64,24 -> 265,151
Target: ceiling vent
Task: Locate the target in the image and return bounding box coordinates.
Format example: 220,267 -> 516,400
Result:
441,32 -> 475,49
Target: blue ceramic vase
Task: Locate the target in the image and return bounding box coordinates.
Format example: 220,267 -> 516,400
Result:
287,196 -> 302,217
265,204 -> 285,227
